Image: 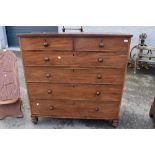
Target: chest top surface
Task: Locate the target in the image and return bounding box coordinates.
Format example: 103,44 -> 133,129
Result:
17,33 -> 133,38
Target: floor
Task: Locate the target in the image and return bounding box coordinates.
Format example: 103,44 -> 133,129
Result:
0,51 -> 155,129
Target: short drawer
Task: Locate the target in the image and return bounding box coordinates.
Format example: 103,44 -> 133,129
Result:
30,99 -> 120,119
74,37 -> 130,51
22,51 -> 128,68
27,83 -> 122,102
25,67 -> 125,85
20,37 -> 73,51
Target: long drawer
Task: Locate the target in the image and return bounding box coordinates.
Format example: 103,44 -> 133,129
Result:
27,83 -> 122,101
22,51 -> 128,68
25,67 -> 125,84
74,37 -> 129,51
20,37 -> 73,51
30,99 -> 120,119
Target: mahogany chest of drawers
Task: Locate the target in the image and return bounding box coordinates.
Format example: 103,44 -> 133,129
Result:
18,33 -> 132,127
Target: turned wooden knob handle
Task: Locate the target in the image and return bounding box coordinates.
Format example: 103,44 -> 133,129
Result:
97,74 -> 102,79
47,89 -> 52,94
96,91 -> 101,96
99,41 -> 104,47
44,57 -> 50,61
43,42 -> 48,47
46,73 -> 51,78
95,107 -> 99,111
98,57 -> 103,62
49,106 -> 54,110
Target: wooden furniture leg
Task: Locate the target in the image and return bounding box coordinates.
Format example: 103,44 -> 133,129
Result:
149,98 -> 155,123
0,99 -> 23,119
112,119 -> 119,128
31,116 -> 38,124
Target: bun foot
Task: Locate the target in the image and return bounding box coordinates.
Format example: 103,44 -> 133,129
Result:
31,116 -> 38,124
149,98 -> 155,123
112,119 -> 119,128
149,106 -> 153,118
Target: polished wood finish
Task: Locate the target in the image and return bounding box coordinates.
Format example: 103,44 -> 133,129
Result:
18,33 -> 132,127
20,38 -> 73,51
30,99 -> 120,119
22,52 -> 127,68
17,33 -> 132,38
27,83 -> 122,101
0,99 -> 23,119
0,51 -> 23,119
74,37 -> 129,51
25,67 -> 125,84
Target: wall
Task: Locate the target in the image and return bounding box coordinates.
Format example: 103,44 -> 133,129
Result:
0,26 -> 8,49
59,26 -> 155,50
1,26 -> 155,51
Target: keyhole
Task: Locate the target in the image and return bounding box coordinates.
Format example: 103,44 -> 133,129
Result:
73,53 -> 74,56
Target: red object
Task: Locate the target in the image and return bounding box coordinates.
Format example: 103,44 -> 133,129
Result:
0,50 -> 23,119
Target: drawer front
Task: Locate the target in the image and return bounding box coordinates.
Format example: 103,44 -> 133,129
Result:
20,37 -> 73,51
22,51 -> 128,68
31,99 -> 120,119
74,37 -> 130,51
25,67 -> 125,85
27,83 -> 122,101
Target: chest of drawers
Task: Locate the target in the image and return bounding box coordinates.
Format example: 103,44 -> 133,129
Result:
18,33 -> 132,127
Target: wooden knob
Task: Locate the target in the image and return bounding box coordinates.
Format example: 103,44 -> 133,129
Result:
99,41 -> 104,47
44,57 -> 50,61
98,57 -> 103,62
97,74 -> 102,79
46,73 -> 51,78
43,42 -> 48,47
47,89 -> 52,94
96,91 -> 100,96
49,106 -> 54,110
95,107 -> 99,111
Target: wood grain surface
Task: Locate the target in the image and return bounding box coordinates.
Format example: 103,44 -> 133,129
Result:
30,99 -> 120,119
0,51 -> 20,104
25,67 -> 125,84
22,51 -> 128,68
18,33 -> 132,125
